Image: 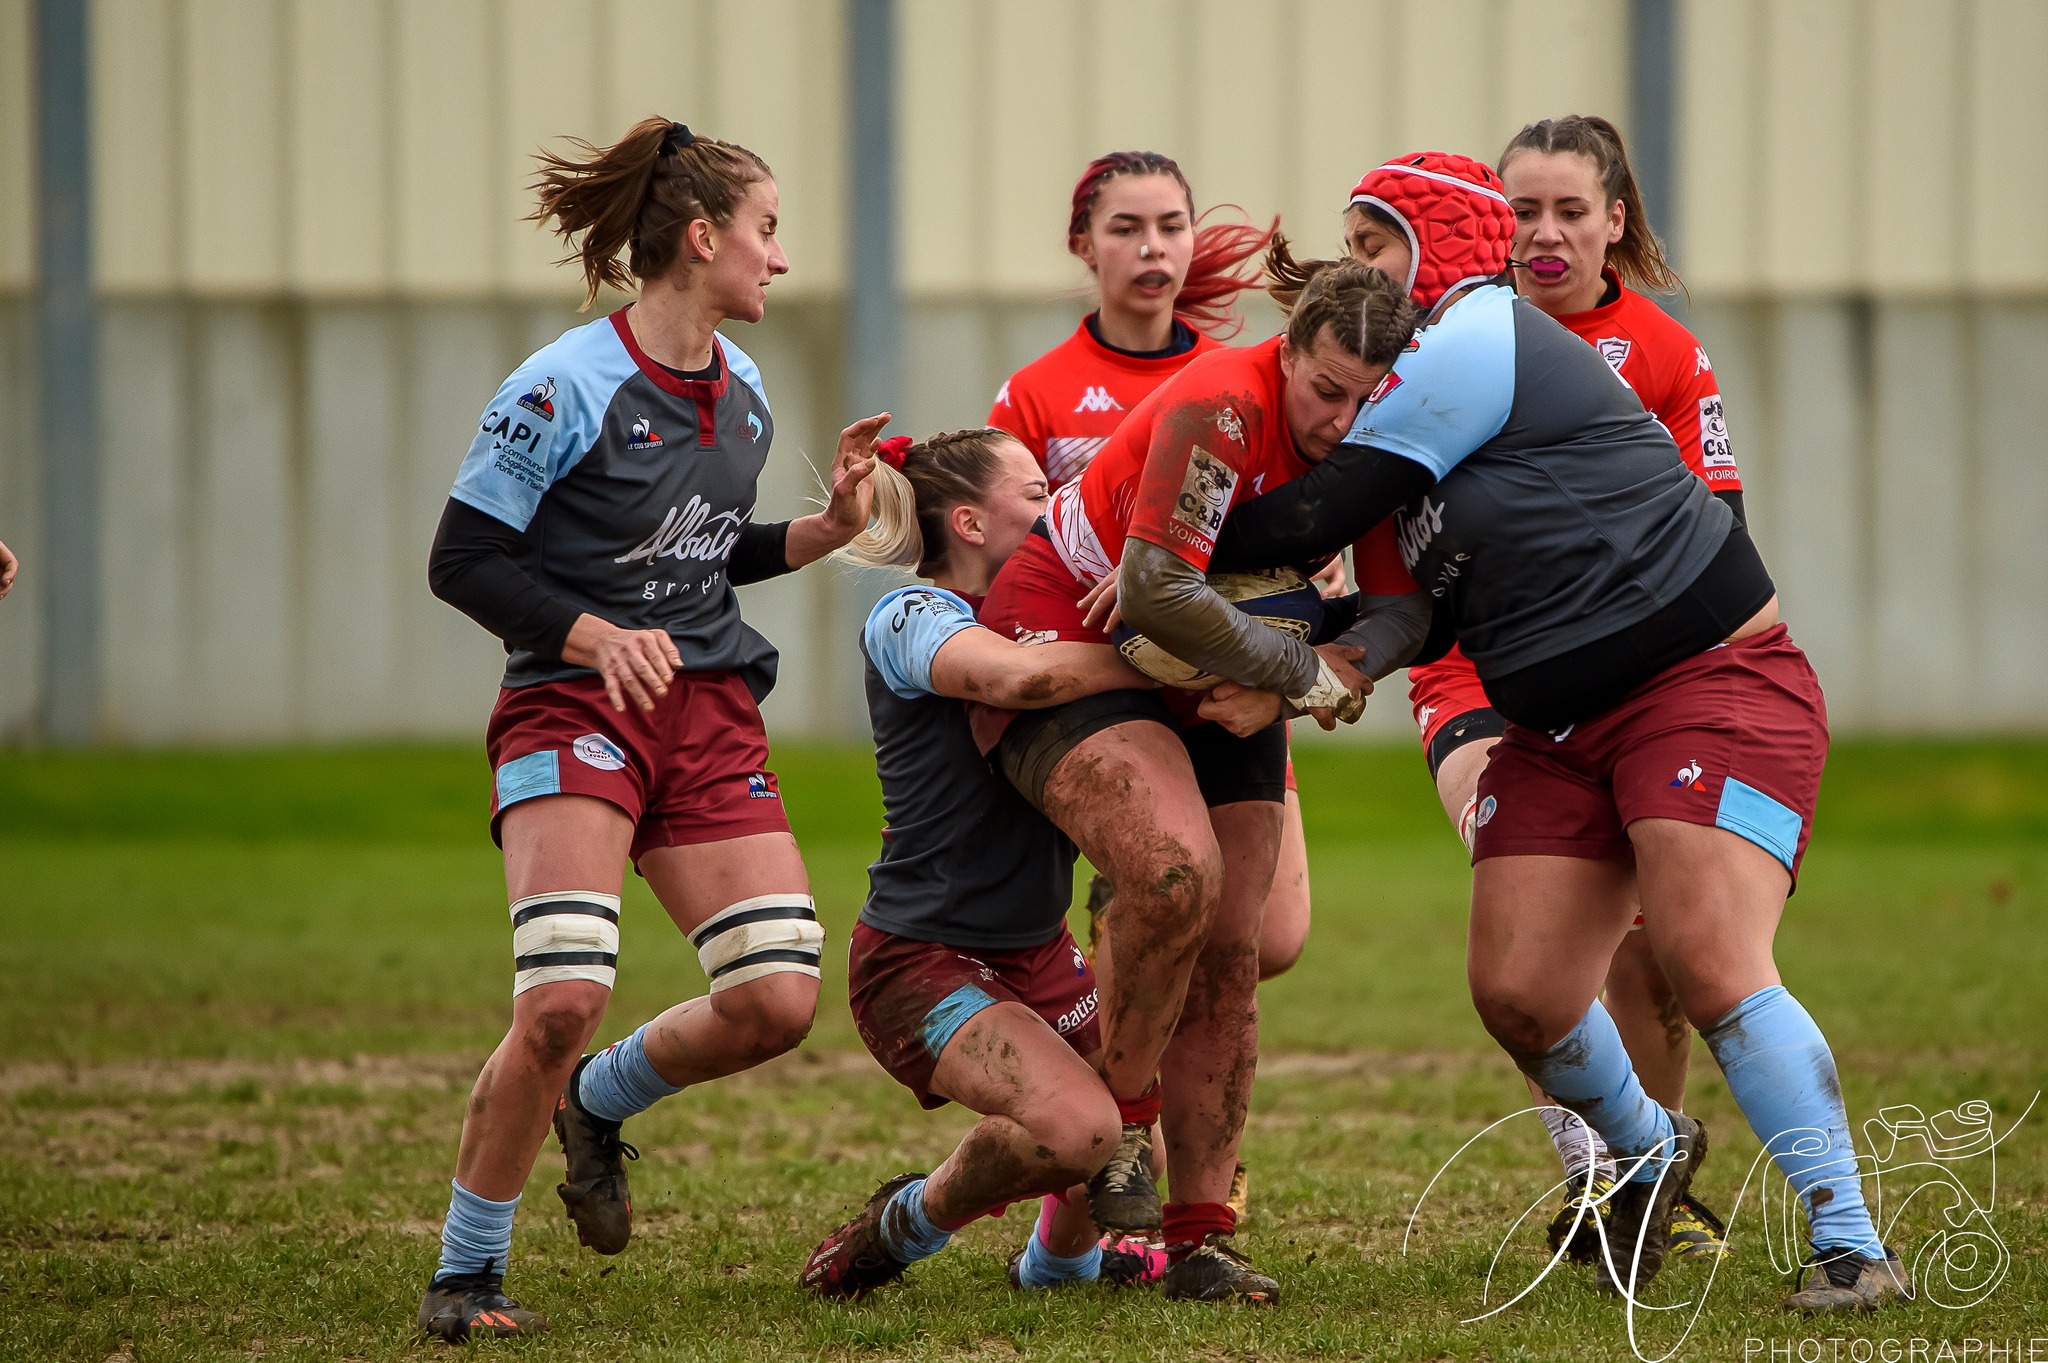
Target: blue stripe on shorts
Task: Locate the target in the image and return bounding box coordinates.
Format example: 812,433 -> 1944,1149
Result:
1715,777 -> 1802,871
495,750 -> 561,809
920,984 -> 998,1059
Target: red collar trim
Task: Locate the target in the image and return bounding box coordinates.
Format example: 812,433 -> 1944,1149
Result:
610,306 -> 730,399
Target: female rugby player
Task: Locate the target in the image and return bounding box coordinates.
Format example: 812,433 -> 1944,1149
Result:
1344,117 -> 1739,1262
1212,151 -> 1907,1313
419,117 -> 881,1340
989,151 -> 1318,983
977,261 -> 1426,1302
801,429 -> 1158,1299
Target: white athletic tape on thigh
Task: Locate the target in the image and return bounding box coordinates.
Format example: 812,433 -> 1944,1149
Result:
690,894 -> 823,993
509,891 -> 621,996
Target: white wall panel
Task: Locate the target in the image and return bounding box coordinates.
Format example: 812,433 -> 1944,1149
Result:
394,0 -> 499,294
0,0 -> 35,291
1965,0 -> 2048,291
1865,0 -> 1962,294
1187,0 -> 1287,236
1087,0 -> 1183,161
1679,0 -> 1760,294
987,0 -> 1087,295
501,0 -> 600,296
1973,304 -> 2048,726
291,0 -> 392,294
92,0 -> 180,293
603,0 -> 710,142
899,0 -> 983,295
1498,0 -> 1628,147
1291,0 -> 1393,255
182,0 -> 289,291
1870,303 -> 1970,727
1759,0 -> 1861,292
1395,0 -> 1496,160
190,307 -> 298,738
98,304 -> 191,741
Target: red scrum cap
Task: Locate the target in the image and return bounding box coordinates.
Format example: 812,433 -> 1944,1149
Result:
1348,152 -> 1516,311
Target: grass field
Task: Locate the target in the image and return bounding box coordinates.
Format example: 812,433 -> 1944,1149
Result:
2,739 -> 2044,1361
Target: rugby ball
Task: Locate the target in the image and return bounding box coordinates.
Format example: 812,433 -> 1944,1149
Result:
1111,566 -> 1324,690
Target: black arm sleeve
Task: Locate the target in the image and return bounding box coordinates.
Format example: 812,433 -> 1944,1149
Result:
1714,488 -> 1746,530
427,498 -> 581,660
1210,442 -> 1438,570
727,520 -> 794,585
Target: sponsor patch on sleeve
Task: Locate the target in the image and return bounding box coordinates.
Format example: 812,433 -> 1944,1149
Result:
1698,395 -> 1735,468
1169,446 -> 1239,556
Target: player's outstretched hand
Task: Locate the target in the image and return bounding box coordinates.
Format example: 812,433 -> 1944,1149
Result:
0,537 -> 17,601
563,613 -> 682,714
1079,573 -> 1123,633
1312,555 -> 1348,599
1200,682 -> 1285,736
821,413 -> 890,545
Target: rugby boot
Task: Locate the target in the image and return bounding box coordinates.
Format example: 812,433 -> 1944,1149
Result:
553,1054 -> 640,1255
1159,1234 -> 1280,1305
800,1172 -> 922,1300
1786,1246 -> 1913,1312
1087,1123 -> 1162,1235
1592,1111 -> 1707,1296
1227,1161 -> 1250,1221
418,1270 -> 548,1342
1666,1192 -> 1730,1261
1544,1168 -> 1617,1265
1082,873 -> 1116,958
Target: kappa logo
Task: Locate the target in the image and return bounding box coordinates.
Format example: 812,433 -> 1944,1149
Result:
1214,406 -> 1245,444
627,414 -> 663,450
1597,337 -> 1632,375
1670,760 -> 1704,788
1074,385 -> 1123,414
1012,626 -> 1058,646
746,411 -> 763,442
1416,704 -> 1437,736
992,379 -> 1011,408
746,771 -> 780,800
572,733 -> 627,771
1695,346 -> 1713,374
517,376 -> 557,420
1367,370 -> 1403,405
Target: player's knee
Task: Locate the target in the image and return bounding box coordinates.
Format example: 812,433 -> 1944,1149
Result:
1119,837 -> 1221,939
516,993 -> 604,1072
1032,1089 -> 1123,1181
1469,979 -> 1572,1060
710,975 -> 817,1060
1256,929 -> 1305,980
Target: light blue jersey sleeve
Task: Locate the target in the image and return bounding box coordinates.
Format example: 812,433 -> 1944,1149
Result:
719,334 -> 770,418
449,318 -> 636,530
864,586 -> 985,699
1345,283 -> 1519,480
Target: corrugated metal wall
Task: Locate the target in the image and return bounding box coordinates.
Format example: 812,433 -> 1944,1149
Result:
0,0 -> 2043,742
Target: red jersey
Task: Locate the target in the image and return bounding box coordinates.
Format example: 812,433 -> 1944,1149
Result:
988,317 -> 1223,489
1408,269 -> 1744,747
1044,336 -> 1414,593
1551,269 -> 1742,488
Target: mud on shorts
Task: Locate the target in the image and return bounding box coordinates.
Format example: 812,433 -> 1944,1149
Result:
486,670 -> 791,863
994,689 -> 1289,813
848,921 -> 1102,1109
1471,624 -> 1827,889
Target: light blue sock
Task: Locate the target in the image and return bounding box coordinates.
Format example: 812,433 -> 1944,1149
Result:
1518,1001 -> 1676,1183
1015,1228 -> 1103,1288
576,1023 -> 684,1123
437,1180 -> 519,1279
1704,985 -> 1882,1256
878,1177 -> 954,1264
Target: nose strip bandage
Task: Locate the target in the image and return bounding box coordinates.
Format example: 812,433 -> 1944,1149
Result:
510,891 -> 622,996
691,894 -> 824,993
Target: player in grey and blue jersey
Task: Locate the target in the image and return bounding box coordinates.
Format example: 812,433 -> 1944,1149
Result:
417,117 -> 884,1341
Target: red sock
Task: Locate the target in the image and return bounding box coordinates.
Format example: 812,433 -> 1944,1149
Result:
1115,1079 -> 1163,1128
1162,1201 -> 1236,1261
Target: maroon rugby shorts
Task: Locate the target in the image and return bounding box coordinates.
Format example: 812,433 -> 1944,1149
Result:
848,921 -> 1102,1109
485,670 -> 791,862
1471,624 -> 1827,887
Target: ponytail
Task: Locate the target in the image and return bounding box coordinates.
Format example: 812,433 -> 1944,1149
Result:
837,430 -> 1017,578
530,116 -> 772,309
1263,235 -> 1417,367
1498,114 -> 1683,297
1067,150 -> 1274,339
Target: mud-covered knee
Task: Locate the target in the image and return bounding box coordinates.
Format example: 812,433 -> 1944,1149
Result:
518,1000 -> 601,1071
1036,1092 -> 1123,1180
1471,988 -> 1561,1062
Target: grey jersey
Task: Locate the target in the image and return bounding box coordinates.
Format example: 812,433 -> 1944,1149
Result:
857,587 -> 1076,950
450,310 -> 779,696
1351,284 -> 1732,676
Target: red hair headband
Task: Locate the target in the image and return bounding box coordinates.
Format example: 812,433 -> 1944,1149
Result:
876,435 -> 913,470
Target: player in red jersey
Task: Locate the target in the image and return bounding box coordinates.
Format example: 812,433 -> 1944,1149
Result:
988,151 -> 1320,1006
978,260 -> 1427,1302
1344,117 -> 1741,1263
